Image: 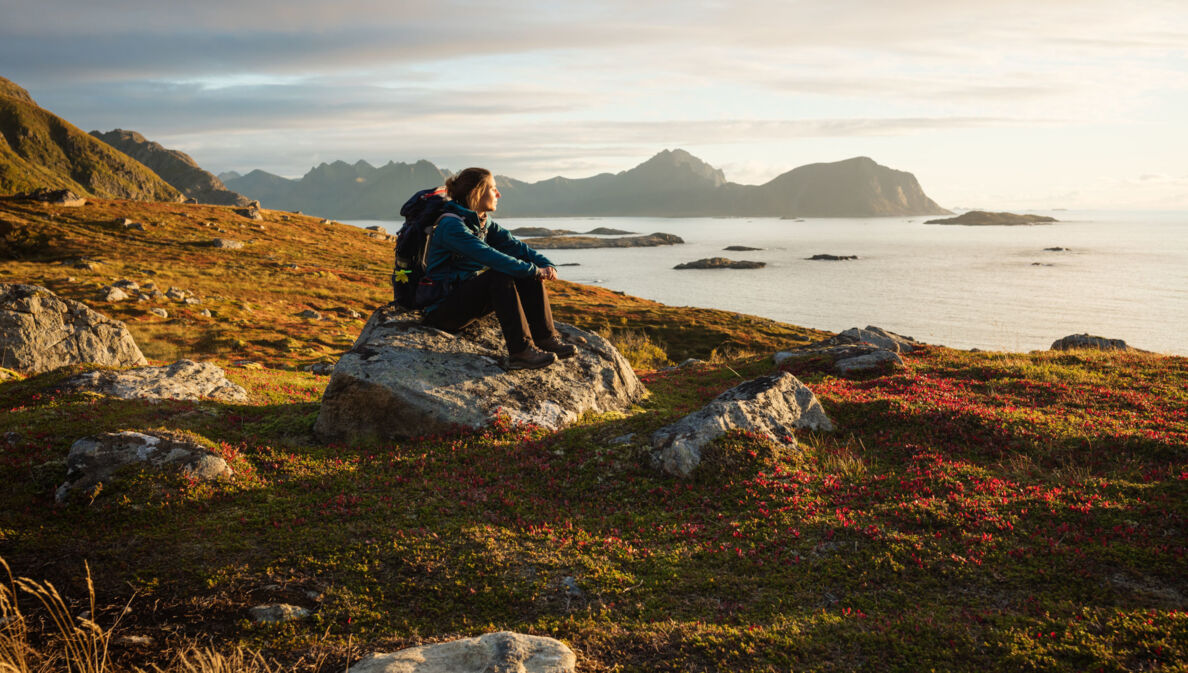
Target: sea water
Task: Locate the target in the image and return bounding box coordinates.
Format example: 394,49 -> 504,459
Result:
346,211 -> 1188,355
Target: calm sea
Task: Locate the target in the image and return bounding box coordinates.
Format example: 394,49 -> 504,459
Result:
346,211 -> 1188,356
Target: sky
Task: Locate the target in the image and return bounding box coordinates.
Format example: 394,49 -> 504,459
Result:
2,0 -> 1186,210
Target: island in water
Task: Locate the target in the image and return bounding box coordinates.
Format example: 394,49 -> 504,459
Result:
524,232 -> 683,249
674,257 -> 765,270
926,211 -> 1058,226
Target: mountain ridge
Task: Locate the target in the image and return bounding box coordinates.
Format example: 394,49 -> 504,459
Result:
90,128 -> 251,206
0,76 -> 182,202
224,150 -> 950,219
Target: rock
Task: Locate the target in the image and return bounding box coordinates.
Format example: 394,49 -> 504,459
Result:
0,284 -> 146,374
365,225 -> 386,232
314,306 -> 644,444
321,218 -> 333,225
305,362 -> 335,375
249,604 -> 310,624
112,218 -> 144,230
774,326 -> 918,375
349,631 -> 575,673
20,189 -> 86,206
775,344 -> 904,374
1050,334 -> 1130,351
926,211 -> 1058,226
298,309 -> 322,320
112,279 -> 139,291
834,349 -> 905,374
56,431 -> 232,503
833,326 -> 921,354
183,297 -> 201,305
807,254 -> 858,261
235,207 -> 263,221
525,232 -> 683,249
165,287 -> 188,301
210,238 -> 245,249
149,308 -> 169,319
64,359 -> 248,402
71,258 -> 102,270
674,257 -> 764,270
724,245 -> 762,251
101,286 -> 130,302
198,309 -> 211,317
651,372 -> 833,478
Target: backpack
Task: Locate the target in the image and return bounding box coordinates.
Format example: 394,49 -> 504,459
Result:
392,187 -> 449,309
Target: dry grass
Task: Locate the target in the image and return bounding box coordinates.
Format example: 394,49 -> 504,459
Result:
597,327 -> 672,370
0,559 -> 291,673
0,557 -> 111,673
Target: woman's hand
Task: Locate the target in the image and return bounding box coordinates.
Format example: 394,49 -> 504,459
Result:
537,266 -> 559,281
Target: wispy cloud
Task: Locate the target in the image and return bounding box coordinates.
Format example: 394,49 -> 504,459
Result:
3,0 -> 1185,207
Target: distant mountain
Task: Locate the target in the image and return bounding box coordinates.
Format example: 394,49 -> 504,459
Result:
90,128 -> 250,206
222,160 -> 451,218
0,76 -> 181,201
228,149 -> 948,219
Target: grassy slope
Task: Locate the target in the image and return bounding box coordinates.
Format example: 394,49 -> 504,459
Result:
0,79 -> 182,201
0,198 -> 1185,672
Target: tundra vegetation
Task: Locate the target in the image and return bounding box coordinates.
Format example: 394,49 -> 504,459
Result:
0,197 -> 1184,672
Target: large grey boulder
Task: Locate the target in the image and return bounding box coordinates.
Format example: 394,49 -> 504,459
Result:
1050,333 -> 1130,351
314,306 -> 644,444
0,284 -> 147,374
64,359 -> 248,402
651,371 -> 833,478
833,326 -> 920,353
349,632 -> 575,673
56,431 -> 232,502
774,325 -> 919,375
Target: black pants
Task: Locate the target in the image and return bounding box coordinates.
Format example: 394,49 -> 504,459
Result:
423,271 -> 557,354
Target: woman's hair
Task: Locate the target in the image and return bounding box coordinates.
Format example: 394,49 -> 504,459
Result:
445,167 -> 493,212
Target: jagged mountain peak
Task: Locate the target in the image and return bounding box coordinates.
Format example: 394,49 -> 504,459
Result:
625,148 -> 726,187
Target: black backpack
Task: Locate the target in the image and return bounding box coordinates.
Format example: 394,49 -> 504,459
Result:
392,187 -> 449,309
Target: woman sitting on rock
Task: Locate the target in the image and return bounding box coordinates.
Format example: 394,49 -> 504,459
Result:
420,167 -> 576,370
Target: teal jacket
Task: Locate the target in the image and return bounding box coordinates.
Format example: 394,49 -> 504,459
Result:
422,201 -> 554,314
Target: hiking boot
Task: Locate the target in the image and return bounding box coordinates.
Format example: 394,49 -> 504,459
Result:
507,344 -> 557,370
537,335 -> 577,359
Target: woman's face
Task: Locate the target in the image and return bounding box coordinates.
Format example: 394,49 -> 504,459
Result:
475,177 -> 500,213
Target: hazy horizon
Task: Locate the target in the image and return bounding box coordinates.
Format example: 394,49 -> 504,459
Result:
4,0 -> 1185,211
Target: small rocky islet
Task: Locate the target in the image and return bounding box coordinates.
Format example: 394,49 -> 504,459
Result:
674,257 -> 765,270
926,210 -> 1058,226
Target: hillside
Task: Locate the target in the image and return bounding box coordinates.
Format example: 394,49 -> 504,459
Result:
90,128 -> 251,206
0,77 -> 181,201
225,150 -> 951,220
0,198 -> 1185,672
